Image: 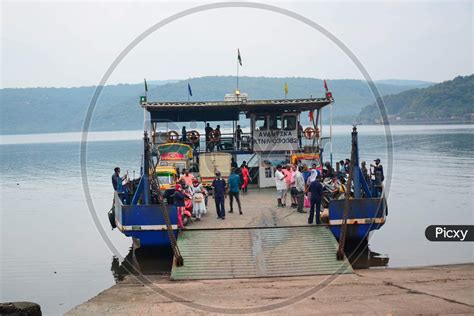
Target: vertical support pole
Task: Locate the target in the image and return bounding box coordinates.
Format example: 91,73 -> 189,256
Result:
320,106 -> 323,153
142,131 -> 150,204
352,127 -> 361,198
330,102 -> 333,166
236,58 -> 239,91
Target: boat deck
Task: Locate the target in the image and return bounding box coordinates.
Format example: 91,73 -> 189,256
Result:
171,189 -> 348,280
185,188 -> 317,230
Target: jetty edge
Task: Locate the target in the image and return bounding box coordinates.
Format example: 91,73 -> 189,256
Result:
66,263 -> 474,315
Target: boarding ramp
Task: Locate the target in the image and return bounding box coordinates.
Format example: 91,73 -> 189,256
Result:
171,226 -> 352,280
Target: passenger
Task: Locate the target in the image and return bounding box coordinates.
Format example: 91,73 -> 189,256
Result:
295,166 -> 306,213
323,161 -> 335,178
212,171 -> 227,219
274,165 -> 287,208
371,158 -> 384,183
205,123 -> 213,152
338,160 -> 345,173
235,125 -> 243,150
181,126 -> 187,143
190,179 -> 207,220
339,177 -> 347,199
214,125 -> 223,151
298,123 -> 303,147
286,165 -> 297,208
302,164 -> 311,184
344,159 -> 351,173
306,175 -> 323,224
228,168 -> 243,215
306,169 -> 318,186
335,161 -> 345,180
111,167 -> 126,192
361,161 -> 370,184
174,184 -> 187,229
371,158 -> 384,196
231,157 -> 238,169
282,165 -> 293,207
240,161 -> 249,194
179,169 -> 195,187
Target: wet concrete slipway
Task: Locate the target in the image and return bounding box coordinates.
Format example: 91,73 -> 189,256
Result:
67,189 -> 474,314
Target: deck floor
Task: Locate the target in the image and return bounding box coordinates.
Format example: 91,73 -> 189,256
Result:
186,188 -> 317,230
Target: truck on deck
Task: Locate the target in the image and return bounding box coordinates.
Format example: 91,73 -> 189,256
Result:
198,152 -> 232,188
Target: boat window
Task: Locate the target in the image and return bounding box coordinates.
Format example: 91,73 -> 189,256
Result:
283,116 -> 296,130
299,159 -> 321,168
255,115 -> 268,130
157,175 -> 173,185
269,115 -> 282,130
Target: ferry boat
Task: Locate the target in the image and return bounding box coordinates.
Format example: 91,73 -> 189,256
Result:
110,88 -> 387,248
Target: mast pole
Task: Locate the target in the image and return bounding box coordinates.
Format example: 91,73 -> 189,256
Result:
143,80 -> 148,132
236,57 -> 239,90
330,102 -> 333,166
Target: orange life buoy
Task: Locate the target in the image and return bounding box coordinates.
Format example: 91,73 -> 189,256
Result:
167,131 -> 179,143
187,130 -> 200,144
209,130 -> 221,142
304,127 -> 316,139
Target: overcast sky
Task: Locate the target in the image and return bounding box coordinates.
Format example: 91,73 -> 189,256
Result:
1,1 -> 472,88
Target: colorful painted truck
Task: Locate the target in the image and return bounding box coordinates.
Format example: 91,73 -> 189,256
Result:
156,143 -> 193,173
198,152 -> 232,188
290,152 -> 322,174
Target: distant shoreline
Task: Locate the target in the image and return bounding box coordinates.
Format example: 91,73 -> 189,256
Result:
363,120 -> 474,125
1,124 -> 473,145
1,121 -> 473,137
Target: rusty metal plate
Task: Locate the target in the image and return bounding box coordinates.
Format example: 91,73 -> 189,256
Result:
171,226 -> 353,280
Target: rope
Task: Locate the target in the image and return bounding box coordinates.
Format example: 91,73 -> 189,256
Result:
149,157 -> 184,266
336,127 -> 356,260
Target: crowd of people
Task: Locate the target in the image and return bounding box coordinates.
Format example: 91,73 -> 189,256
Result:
111,157 -> 384,230
273,158 -> 384,226
174,123 -> 246,152
170,161 -> 250,228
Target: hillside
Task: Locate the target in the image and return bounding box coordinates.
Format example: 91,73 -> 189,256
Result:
358,75 -> 474,124
0,76 -> 431,135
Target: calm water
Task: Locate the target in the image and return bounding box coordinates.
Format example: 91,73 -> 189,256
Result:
1,125 -> 473,314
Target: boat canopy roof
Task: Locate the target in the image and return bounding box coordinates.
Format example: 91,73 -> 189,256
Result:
156,143 -> 193,158
142,97 -> 333,122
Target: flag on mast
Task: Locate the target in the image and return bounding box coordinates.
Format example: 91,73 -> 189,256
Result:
284,82 -> 288,97
323,79 -> 328,92
144,78 -> 148,92
309,110 -> 314,122
237,49 -> 242,66
187,83 -> 193,97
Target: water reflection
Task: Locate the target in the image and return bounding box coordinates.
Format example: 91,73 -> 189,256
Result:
345,240 -> 390,269
111,247 -> 173,282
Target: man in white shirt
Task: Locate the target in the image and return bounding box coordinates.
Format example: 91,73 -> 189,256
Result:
295,166 -> 306,213
274,165 -> 287,207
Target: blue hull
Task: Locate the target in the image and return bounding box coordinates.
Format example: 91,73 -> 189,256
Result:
125,230 -> 178,248
329,223 -> 384,241
328,197 -> 387,241
115,194 -> 179,248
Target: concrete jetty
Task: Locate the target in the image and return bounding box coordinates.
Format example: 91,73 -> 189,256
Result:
67,263 -> 473,314
68,189 -> 473,314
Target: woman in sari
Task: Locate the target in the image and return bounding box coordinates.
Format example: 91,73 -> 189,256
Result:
190,178 -> 207,220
